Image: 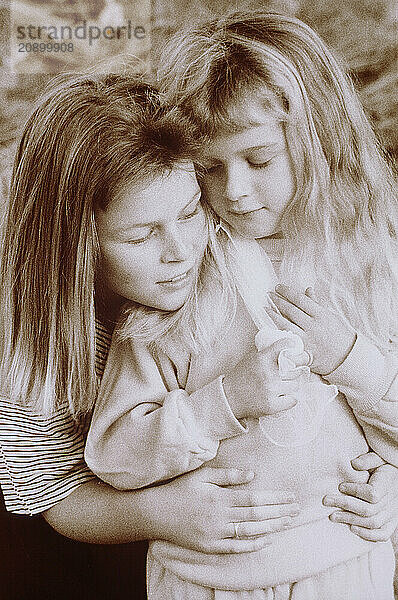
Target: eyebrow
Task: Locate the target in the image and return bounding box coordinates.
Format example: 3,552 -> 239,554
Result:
116,190 -> 202,232
199,142 -> 281,161
245,143 -> 281,152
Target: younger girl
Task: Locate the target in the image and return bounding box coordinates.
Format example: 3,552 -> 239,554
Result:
85,12 -> 398,599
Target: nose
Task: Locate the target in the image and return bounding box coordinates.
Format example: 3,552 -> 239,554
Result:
160,225 -> 190,263
225,162 -> 252,202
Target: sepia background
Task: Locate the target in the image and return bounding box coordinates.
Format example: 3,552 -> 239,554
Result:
0,0 -> 397,188
0,0 -> 397,597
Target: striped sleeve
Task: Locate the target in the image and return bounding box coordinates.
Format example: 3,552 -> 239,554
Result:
0,320 -> 113,515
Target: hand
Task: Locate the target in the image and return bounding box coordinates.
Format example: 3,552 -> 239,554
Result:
145,467 -> 300,553
222,338 -> 301,419
323,452 -> 398,542
267,284 -> 356,375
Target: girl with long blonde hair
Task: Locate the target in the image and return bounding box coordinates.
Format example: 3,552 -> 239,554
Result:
84,11 -> 398,600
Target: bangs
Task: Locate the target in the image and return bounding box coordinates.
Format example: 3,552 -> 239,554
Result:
181,43 -> 287,138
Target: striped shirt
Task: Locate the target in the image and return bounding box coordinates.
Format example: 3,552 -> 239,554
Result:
0,321 -> 112,515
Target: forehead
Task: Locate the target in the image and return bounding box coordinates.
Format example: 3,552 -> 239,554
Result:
200,103 -> 286,158
96,163 -> 200,232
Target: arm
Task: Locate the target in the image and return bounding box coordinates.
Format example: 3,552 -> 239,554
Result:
266,285 -> 398,540
85,335 -> 246,490
0,398 -> 299,550
43,467 -> 299,552
268,285 -> 398,466
323,333 -> 398,466
86,333 -> 301,490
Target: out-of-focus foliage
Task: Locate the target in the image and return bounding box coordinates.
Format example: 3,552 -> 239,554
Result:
298,0 -> 397,161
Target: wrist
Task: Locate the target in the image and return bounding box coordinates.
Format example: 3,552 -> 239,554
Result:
318,331 -> 357,377
221,374 -> 246,420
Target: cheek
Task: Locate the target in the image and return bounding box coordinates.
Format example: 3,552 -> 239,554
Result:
204,193 -> 229,221
193,217 -> 210,258
202,178 -> 224,208
99,246 -> 153,298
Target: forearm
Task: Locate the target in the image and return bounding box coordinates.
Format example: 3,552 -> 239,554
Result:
42,478 -> 161,544
87,337 -> 244,489
325,332 -> 398,465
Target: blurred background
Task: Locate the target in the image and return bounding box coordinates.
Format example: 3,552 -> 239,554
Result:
0,0 -> 397,598
0,0 -> 397,186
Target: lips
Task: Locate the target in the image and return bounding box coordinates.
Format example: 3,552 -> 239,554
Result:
230,207 -> 265,216
157,267 -> 193,285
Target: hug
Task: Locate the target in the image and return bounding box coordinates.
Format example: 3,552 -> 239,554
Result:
1,11 -> 397,600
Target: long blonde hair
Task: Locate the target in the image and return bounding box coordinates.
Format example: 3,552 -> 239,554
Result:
0,73 -> 211,416
158,11 -> 398,347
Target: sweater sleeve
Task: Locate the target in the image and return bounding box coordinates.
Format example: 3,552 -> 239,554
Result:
84,337 -> 246,490
324,332 -> 398,467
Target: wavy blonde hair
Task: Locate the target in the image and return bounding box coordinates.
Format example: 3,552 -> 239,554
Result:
158,10 -> 398,348
0,73 -> 221,416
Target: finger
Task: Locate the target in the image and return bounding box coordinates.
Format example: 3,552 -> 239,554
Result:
265,393 -> 298,414
231,502 -> 300,522
323,494 -> 386,517
274,284 -> 320,317
366,465 -> 398,499
228,516 -> 295,538
349,522 -> 397,543
229,489 -> 296,507
268,293 -> 313,330
337,481 -> 389,504
264,307 -> 303,336
202,467 -> 255,487
329,508 -> 394,529
212,536 -> 271,554
293,351 -> 313,367
351,452 -> 386,471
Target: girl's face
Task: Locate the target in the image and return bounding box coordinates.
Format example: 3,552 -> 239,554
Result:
96,164 -> 208,312
197,101 -> 296,239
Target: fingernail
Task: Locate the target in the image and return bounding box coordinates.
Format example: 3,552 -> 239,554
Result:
338,484 -> 349,493
329,513 -> 341,522
323,496 -> 336,506
290,504 -> 300,515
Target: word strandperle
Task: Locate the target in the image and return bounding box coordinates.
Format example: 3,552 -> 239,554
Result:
15,20 -> 146,45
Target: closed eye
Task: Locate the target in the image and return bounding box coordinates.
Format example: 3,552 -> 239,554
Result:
248,158 -> 273,169
127,228 -> 155,244
179,202 -> 202,220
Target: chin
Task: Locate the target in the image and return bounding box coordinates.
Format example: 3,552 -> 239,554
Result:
156,296 -> 189,312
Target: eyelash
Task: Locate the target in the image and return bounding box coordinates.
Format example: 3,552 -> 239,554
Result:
248,159 -> 272,169
179,204 -> 201,220
128,229 -> 155,245
203,159 -> 273,174
128,204 -> 201,245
